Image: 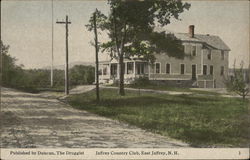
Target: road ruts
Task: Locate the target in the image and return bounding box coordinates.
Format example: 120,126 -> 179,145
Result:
1,87 -> 189,148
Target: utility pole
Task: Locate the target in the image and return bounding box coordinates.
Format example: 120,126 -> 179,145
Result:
56,15 -> 71,95
51,0 -> 54,87
93,9 -> 100,102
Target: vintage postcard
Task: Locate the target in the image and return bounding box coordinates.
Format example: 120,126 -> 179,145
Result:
0,0 -> 249,159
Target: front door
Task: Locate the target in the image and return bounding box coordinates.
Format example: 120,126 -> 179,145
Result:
192,65 -> 196,80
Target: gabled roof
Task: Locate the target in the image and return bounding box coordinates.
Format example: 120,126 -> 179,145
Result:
174,33 -> 230,51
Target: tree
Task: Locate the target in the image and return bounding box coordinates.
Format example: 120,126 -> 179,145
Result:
225,61 -> 249,100
69,65 -> 95,85
87,0 -> 190,96
86,9 -> 104,102
0,41 -> 23,87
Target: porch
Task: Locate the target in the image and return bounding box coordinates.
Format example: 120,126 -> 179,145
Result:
98,60 -> 149,84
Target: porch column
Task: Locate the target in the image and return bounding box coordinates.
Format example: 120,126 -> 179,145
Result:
101,65 -> 103,77
117,63 -> 120,78
99,64 -> 102,80
94,65 -> 97,83
201,50 -> 204,75
125,62 -> 127,75
108,64 -> 110,75
133,61 -> 136,77
148,64 -> 150,80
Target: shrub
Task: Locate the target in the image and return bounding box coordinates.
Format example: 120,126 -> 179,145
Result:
69,65 -> 95,85
132,76 -> 151,86
224,61 -> 249,100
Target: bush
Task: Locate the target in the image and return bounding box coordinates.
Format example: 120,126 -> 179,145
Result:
224,61 -> 249,100
69,65 -> 95,85
132,76 -> 151,86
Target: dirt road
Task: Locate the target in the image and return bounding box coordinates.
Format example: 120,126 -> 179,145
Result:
1,87 -> 188,148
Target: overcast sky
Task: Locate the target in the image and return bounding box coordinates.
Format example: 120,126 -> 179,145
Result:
1,0 -> 249,69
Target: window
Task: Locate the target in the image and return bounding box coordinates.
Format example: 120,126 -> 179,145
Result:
203,65 -> 207,75
220,66 -> 224,76
192,64 -> 197,80
103,67 -> 107,75
111,64 -> 117,76
184,45 -> 189,54
127,62 -> 134,74
185,45 -> 192,55
210,65 -> 213,75
207,50 -> 211,60
180,64 -> 185,75
221,51 -> 225,60
137,63 -> 144,75
155,63 -> 160,74
98,69 -> 102,75
166,63 -> 170,74
192,46 -> 196,56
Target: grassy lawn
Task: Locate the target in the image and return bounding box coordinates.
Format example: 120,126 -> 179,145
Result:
66,89 -> 249,147
109,83 -> 220,96
14,85 -> 75,93
126,84 -> 192,92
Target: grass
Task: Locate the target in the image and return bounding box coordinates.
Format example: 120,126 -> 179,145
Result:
66,89 -> 249,147
36,86 -> 66,92
109,83 -> 191,92
12,85 -> 75,93
109,83 -> 220,96
126,83 -> 191,92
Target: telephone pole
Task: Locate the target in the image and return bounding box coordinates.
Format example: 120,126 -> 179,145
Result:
93,9 -> 100,102
56,15 -> 71,95
51,0 -> 54,87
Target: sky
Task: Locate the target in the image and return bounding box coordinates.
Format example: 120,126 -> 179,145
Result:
1,0 -> 250,69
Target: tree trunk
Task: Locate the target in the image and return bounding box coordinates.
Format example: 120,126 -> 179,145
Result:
118,23 -> 127,96
242,93 -> 245,100
93,10 -> 100,102
112,8 -> 126,96
119,56 -> 125,96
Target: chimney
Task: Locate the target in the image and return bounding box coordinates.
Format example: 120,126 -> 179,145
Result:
189,25 -> 195,38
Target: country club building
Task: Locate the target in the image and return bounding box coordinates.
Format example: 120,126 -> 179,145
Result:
97,25 -> 230,88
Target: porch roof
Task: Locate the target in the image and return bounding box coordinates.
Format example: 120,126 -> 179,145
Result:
99,58 -> 148,64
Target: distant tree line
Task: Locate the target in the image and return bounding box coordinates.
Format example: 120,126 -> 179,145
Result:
1,41 -> 95,92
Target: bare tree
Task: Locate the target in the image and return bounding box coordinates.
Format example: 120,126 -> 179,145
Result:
225,60 -> 249,100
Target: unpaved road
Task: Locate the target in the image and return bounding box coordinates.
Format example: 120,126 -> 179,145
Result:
1,87 -> 188,148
